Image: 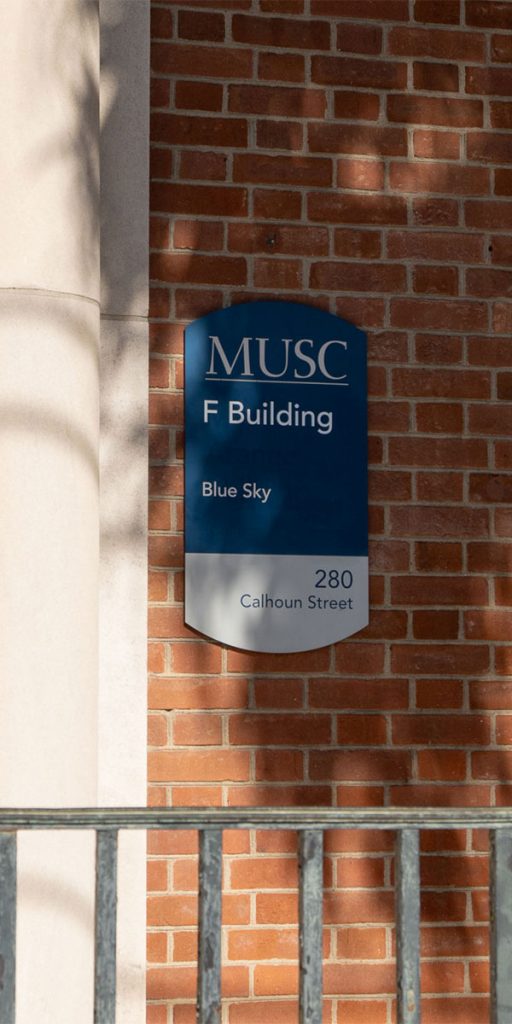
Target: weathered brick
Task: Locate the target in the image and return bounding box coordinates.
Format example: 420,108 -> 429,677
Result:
309,123 -> 406,156
232,13 -> 330,50
466,1 -> 512,29
233,154 -> 331,187
390,506 -> 488,539
151,77 -> 170,109
337,159 -> 385,191
151,182 -> 248,217
390,161 -> 488,195
150,253 -> 246,286
391,298 -> 488,331
413,61 -> 459,92
229,84 -> 326,119
491,103 -> 512,130
491,34 -> 512,63
470,403 -> 512,436
254,257 -> 302,290
175,289 -> 223,321
413,129 -> 460,160
408,569 -> 484,607
467,134 -> 512,164
260,0 -> 305,11
335,229 -> 382,259
467,66 -> 512,96
177,10 -> 224,42
174,81 -> 223,112
392,368 -> 489,399
336,22 -> 383,55
388,26 -> 485,62
310,261 -> 405,292
391,644 -> 490,676
151,6 -> 173,40
310,750 -> 411,782
388,95 -> 483,127
415,403 -> 463,434
311,55 -> 407,90
228,223 -> 329,256
413,611 -> 460,641
415,334 -> 463,364
414,1 -> 461,25
387,231 -> 483,262
412,197 -> 459,226
151,42 -> 253,79
311,0 -> 409,20
334,91 -> 381,121
309,193 -> 407,225
150,146 -> 172,180
258,51 -> 305,83
173,220 -> 224,252
467,268 -> 512,299
151,113 -> 247,149
393,714 -> 488,746
229,713 -> 331,746
256,119 -> 303,150
179,151 -> 227,181
253,189 -> 302,221
466,610 -> 512,641
413,265 -> 458,295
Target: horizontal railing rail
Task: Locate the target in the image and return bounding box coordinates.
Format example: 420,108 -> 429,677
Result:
0,806 -> 511,1024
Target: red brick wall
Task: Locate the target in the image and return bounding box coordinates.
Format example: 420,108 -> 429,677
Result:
148,1 -> 512,1021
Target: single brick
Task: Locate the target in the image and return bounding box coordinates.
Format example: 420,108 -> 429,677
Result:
232,13 -> 330,50
388,26 -> 486,62
414,1 -> 461,24
390,298 -> 488,331
388,95 -> 483,127
390,161 -> 488,194
311,55 -> 407,90
337,159 -> 385,191
151,112 -> 247,148
228,223 -> 329,256
336,22 -> 383,55
491,102 -> 512,130
467,66 -> 512,96
309,193 -> 407,225
413,129 -> 460,159
413,265 -> 458,295
256,121 -> 304,151
334,91 -> 381,121
229,84 -> 326,119
309,123 -> 406,156
258,51 -> 305,83
233,153 -> 331,187
177,9 -> 224,42
151,42 -> 252,79
174,81 -> 223,112
466,1 -> 512,29
413,61 -> 459,92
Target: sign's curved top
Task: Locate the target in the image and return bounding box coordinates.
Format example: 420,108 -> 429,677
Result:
184,300 -> 368,653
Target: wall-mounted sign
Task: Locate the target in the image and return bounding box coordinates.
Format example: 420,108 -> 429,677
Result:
184,301 -> 368,653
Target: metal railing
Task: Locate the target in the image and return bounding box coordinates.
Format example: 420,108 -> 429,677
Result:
0,806 -> 511,1023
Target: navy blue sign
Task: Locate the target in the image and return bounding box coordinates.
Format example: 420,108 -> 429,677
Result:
185,301 -> 368,653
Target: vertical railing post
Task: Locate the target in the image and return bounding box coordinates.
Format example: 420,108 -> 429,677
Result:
299,829 -> 324,1024
396,829 -> 421,1024
198,829 -> 223,1024
94,829 -> 118,1024
0,832 -> 16,1024
490,829 -> 512,1024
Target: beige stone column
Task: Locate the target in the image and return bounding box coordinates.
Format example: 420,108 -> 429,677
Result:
99,3 -> 149,1021
0,2 -> 100,1021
